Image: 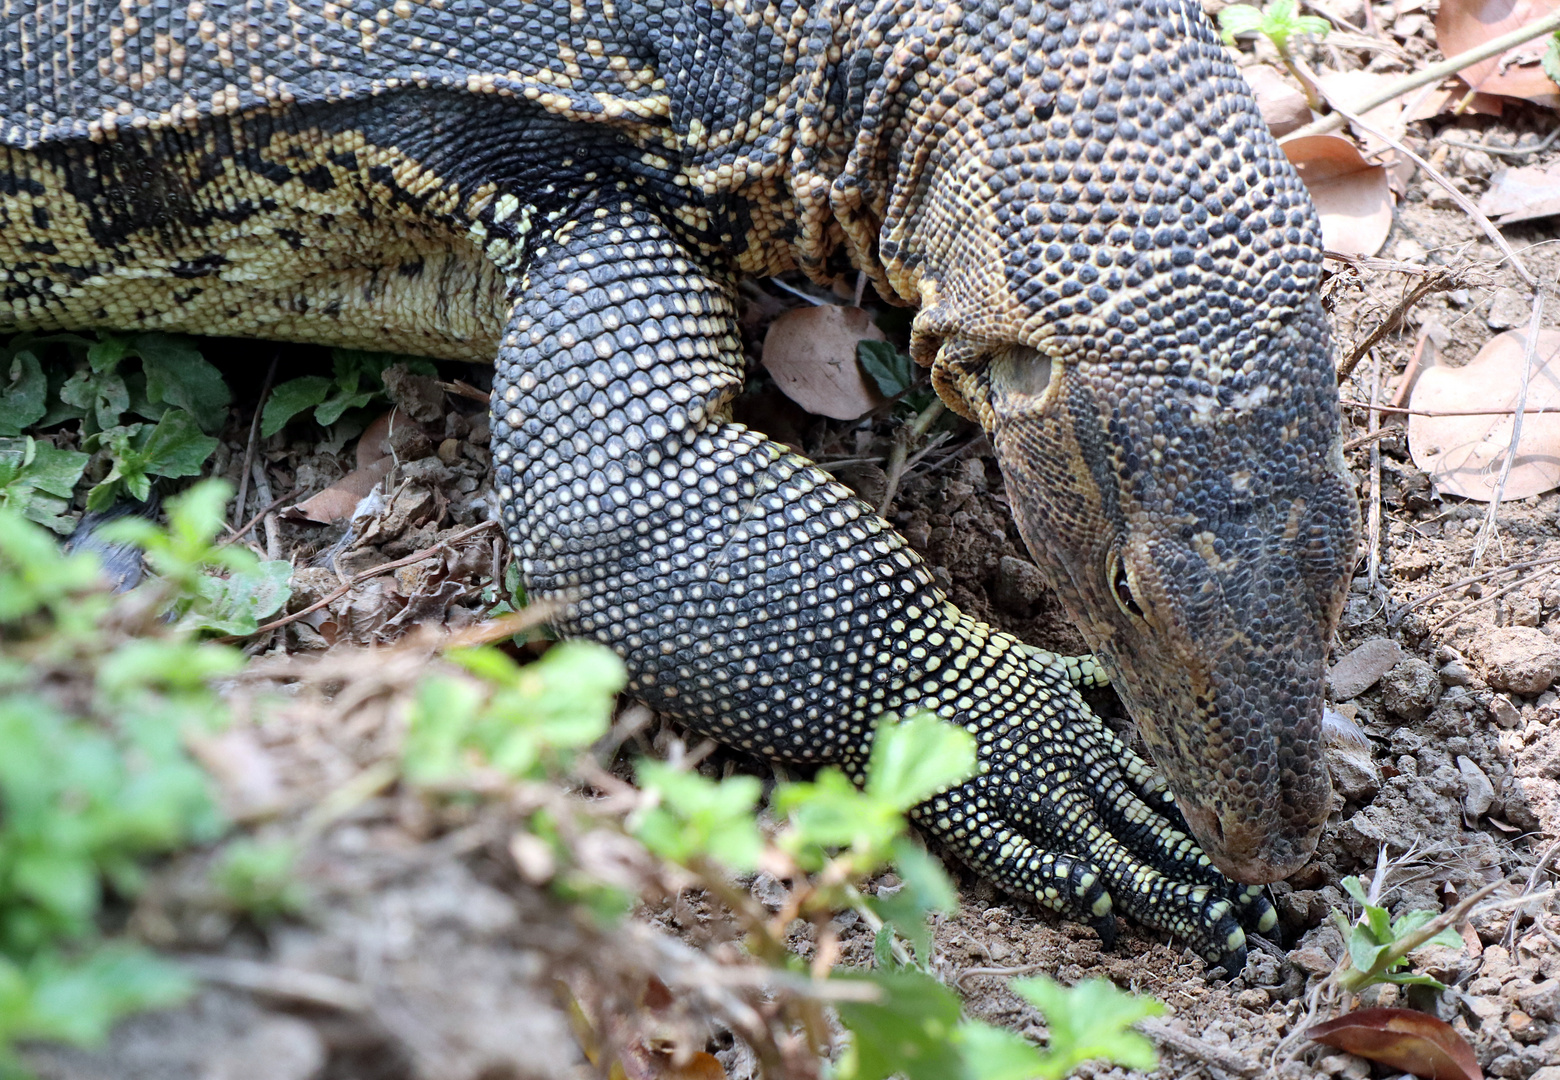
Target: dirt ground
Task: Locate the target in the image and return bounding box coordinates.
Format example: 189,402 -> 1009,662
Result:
17,17 -> 1560,1080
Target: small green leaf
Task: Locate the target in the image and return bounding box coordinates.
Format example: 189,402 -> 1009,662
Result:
1011,976 -> 1163,1076
260,376 -> 333,437
1543,33 -> 1560,87
185,558 -> 293,635
864,712 -> 976,811
833,970 -> 964,1080
139,409 -> 220,479
85,335 -> 134,373
135,333 -> 230,433
871,838 -> 959,964
0,439 -> 89,533
402,674 -> 485,785
634,761 -> 764,871
1217,3 -> 1266,43
1378,970 -> 1449,989
59,368 -> 130,432
956,1022 -> 1054,1080
0,350 -> 48,436
1348,927 -> 1389,975
857,339 -> 917,398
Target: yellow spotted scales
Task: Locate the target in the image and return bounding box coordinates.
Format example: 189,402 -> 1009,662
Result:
1,0 -> 1361,973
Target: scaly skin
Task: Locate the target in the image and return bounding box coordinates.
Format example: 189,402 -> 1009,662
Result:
0,0 -> 1359,970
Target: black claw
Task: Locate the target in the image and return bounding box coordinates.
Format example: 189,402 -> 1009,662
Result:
1206,942 -> 1248,979
1091,913 -> 1119,951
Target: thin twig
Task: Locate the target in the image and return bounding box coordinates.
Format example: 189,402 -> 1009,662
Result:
1339,400 -> 1560,418
879,399 -> 946,517
217,519 -> 499,641
1342,426 -> 1399,452
1439,127 -> 1560,160
1430,562 -> 1560,633
436,379 -> 492,405
1309,94 -> 1537,291
1395,553 -> 1560,617
1473,291 -> 1546,566
176,954 -> 372,1012
1138,1017 -> 1260,1079
1366,353 -> 1382,591
222,488 -> 299,546
1503,836 -> 1560,952
766,277 -> 828,306
1336,270 -> 1461,384
234,352 -> 280,528
1283,8 -> 1560,142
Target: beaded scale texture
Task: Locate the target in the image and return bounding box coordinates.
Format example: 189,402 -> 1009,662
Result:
0,0 -> 1360,971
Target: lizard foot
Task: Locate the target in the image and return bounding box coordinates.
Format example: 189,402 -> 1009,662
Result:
911,652 -> 1277,976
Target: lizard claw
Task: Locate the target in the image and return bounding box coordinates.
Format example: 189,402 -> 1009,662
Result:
911,650 -> 1276,975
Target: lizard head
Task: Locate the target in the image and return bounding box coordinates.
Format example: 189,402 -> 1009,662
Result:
869,0 -> 1360,882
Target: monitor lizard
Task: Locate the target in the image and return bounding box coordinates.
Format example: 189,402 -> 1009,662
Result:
0,0 -> 1360,972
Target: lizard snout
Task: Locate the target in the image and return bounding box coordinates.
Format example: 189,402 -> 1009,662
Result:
1177,799 -> 1324,885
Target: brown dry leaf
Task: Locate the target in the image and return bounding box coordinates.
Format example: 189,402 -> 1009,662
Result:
284,455 -> 393,523
357,410 -> 396,469
1403,85 -> 1505,120
1436,0 -> 1560,107
762,304 -> 888,420
1283,135 -> 1394,256
1308,1008 -> 1483,1080
1243,64 -> 1312,136
1316,68 -> 1406,152
1479,162 -> 1560,223
1407,328 -> 1560,500
614,1046 -> 727,1080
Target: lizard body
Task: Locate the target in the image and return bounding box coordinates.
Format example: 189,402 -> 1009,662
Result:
1,0 -> 1360,970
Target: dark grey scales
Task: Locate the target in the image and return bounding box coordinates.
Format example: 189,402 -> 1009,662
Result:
0,0 -> 1361,973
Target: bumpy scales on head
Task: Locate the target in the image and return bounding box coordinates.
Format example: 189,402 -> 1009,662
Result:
877,0 -> 1359,882
1,0 -> 1357,972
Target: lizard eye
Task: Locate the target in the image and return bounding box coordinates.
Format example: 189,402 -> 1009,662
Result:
1109,550 -> 1144,620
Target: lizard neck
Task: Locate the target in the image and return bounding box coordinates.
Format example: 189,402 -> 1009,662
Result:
785,0 -> 971,306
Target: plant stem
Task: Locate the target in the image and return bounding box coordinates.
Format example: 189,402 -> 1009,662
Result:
1283,8 -> 1560,142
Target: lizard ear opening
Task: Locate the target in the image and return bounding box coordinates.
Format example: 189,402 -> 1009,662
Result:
987,344 -> 1055,407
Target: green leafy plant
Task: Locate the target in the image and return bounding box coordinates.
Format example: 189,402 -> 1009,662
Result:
857,340 -> 918,399
1330,874 -> 1464,993
1544,30 -> 1560,87
95,480 -> 292,634
631,713 -> 1159,1078
1219,0 -> 1330,109
1,330 -> 230,515
0,437 -> 89,533
832,970 -> 1162,1080
0,486 -> 260,1069
1218,0 -> 1330,54
260,349 -> 437,437
60,333 -> 230,436
401,642 -> 627,787
81,408 -> 219,511
210,839 -> 307,922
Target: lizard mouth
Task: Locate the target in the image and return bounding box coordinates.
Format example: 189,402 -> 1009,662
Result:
1177,801 -> 1323,885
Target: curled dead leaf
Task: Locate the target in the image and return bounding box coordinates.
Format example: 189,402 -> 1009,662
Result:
762,304 -> 888,420
1407,329 -> 1560,501
1243,65 -> 1312,137
284,456 -> 393,524
1436,0 -> 1560,107
1283,135 -> 1395,256
1479,163 -> 1560,224
1308,1007 -> 1483,1080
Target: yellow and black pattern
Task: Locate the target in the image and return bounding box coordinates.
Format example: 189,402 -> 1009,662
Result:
489,194 -> 1271,967
1,0 -> 1359,972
